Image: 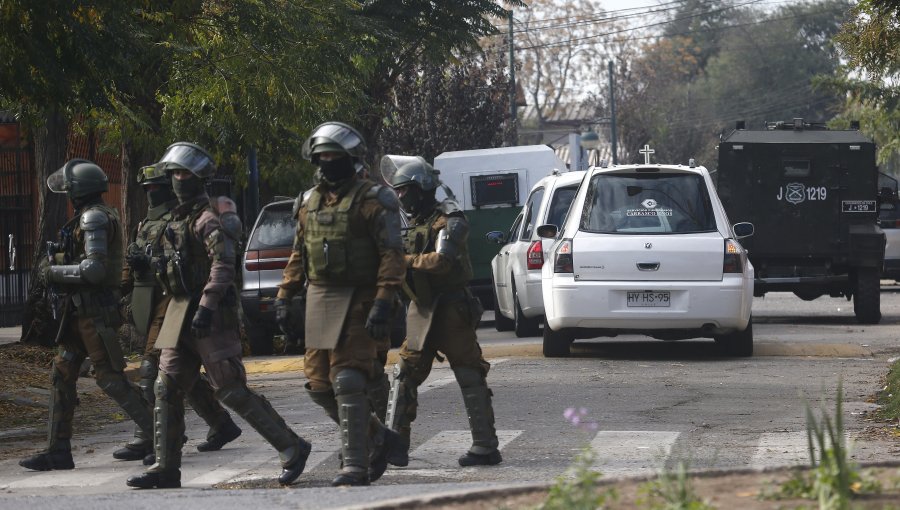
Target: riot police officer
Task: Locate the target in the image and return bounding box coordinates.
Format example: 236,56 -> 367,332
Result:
20,159 -> 154,471
275,122 -> 404,486
116,163 -> 241,463
383,155 -> 502,467
126,143 -> 311,489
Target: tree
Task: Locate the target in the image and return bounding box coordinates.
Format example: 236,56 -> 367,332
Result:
376,47 -> 514,163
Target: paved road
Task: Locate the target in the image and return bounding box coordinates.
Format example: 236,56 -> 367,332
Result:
1,290 -> 899,509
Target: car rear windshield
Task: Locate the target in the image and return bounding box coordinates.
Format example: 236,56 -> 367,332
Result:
546,185 -> 578,228
248,205 -> 295,250
580,172 -> 717,234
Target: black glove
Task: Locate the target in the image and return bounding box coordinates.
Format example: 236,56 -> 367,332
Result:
125,251 -> 151,272
191,305 -> 213,339
275,298 -> 293,336
365,299 -> 392,340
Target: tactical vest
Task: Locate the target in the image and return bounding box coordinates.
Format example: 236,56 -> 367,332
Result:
158,198 -> 210,297
304,179 -> 379,285
74,203 -> 123,289
132,201 -> 176,285
404,206 -> 473,297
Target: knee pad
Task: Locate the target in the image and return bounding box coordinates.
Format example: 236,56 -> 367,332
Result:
154,372 -> 180,402
333,369 -> 367,397
214,382 -> 252,408
139,358 -> 158,380
453,367 -> 484,388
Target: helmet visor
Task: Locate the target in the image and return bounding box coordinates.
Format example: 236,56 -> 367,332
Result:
47,167 -> 69,193
380,155 -> 423,187
302,123 -> 364,160
137,164 -> 168,185
157,143 -> 215,177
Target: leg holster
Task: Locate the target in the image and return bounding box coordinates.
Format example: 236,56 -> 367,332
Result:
305,382 -> 339,424
453,367 -> 499,455
186,373 -> 235,439
333,369 -> 370,473
150,372 -> 185,472
96,371 -> 154,439
216,382 -> 302,467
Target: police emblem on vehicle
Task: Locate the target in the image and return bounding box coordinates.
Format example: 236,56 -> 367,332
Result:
785,183 -> 805,204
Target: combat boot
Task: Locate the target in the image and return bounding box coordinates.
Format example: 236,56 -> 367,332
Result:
368,421 -> 404,483
216,381 -> 312,485
126,373 -> 184,489
454,367 -> 502,467
187,374 -> 242,452
21,364 -> 77,471
331,369 -> 370,487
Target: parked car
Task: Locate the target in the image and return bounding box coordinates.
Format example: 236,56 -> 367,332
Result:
241,196 -> 407,355
539,161 -> 755,358
241,199 -> 304,355
486,170 -> 585,337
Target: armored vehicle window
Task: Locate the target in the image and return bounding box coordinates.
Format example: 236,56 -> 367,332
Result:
580,173 -> 717,234
471,172 -> 519,207
783,159 -> 811,178
248,205 -> 295,250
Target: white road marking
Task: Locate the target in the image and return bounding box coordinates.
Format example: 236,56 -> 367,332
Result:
590,430 -> 681,477
749,431 -> 853,469
385,429 -> 522,476
415,359 -> 508,395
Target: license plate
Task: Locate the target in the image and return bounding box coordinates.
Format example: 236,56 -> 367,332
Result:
627,291 -> 670,307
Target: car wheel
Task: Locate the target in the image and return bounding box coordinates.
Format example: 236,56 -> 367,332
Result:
853,267 -> 881,324
492,279 -> 514,332
245,319 -> 274,356
513,285 -> 541,338
542,320 -> 572,357
714,317 -> 753,357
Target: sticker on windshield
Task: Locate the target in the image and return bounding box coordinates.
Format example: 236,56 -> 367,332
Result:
626,199 -> 673,217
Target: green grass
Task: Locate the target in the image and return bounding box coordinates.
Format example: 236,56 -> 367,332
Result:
873,357 -> 900,422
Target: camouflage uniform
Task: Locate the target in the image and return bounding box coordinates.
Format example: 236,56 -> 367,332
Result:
383,155 -> 501,468
116,165 -> 240,462
20,160 -> 153,471
126,143 -> 310,490
277,122 -> 404,486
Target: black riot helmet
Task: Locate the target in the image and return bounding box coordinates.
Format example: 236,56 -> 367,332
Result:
156,142 -> 217,179
381,155 -> 441,215
137,163 -> 176,208
47,159 -> 108,202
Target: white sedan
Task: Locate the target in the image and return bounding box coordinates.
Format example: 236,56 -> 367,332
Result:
539,162 -> 755,357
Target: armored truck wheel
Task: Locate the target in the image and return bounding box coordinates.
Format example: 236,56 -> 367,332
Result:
714,318 -> 753,357
542,321 -> 572,357
853,267 -> 882,324
513,285 -> 541,337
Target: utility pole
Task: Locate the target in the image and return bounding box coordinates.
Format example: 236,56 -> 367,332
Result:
508,9 -> 518,145
608,60 -> 618,164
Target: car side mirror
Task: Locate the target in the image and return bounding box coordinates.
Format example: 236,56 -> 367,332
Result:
732,222 -> 754,239
536,224 -> 559,238
485,231 -> 506,244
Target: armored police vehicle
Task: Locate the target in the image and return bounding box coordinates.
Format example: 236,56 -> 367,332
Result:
433,145 -> 566,307
716,119 -> 885,324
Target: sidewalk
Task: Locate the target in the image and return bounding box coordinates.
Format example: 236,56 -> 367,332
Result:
0,326 -> 21,346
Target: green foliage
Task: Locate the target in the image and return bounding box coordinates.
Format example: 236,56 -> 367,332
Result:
377,48 -> 513,162
636,462 -> 715,510
765,380 -> 882,509
538,447 -> 617,510
871,357 -> 900,423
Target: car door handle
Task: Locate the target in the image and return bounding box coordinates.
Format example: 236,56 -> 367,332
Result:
637,262 -> 659,271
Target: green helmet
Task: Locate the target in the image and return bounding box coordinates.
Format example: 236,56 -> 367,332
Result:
381,155 -> 440,192
47,159 -> 108,199
136,163 -> 170,186
302,122 -> 367,163
156,142 -> 217,179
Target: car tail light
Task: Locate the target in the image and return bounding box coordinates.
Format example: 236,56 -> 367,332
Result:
554,239 -> 574,273
723,240 -> 743,273
245,248 -> 292,271
526,240 -> 544,270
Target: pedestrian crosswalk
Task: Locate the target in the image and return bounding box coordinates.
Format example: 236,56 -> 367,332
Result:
0,426 -> 861,492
